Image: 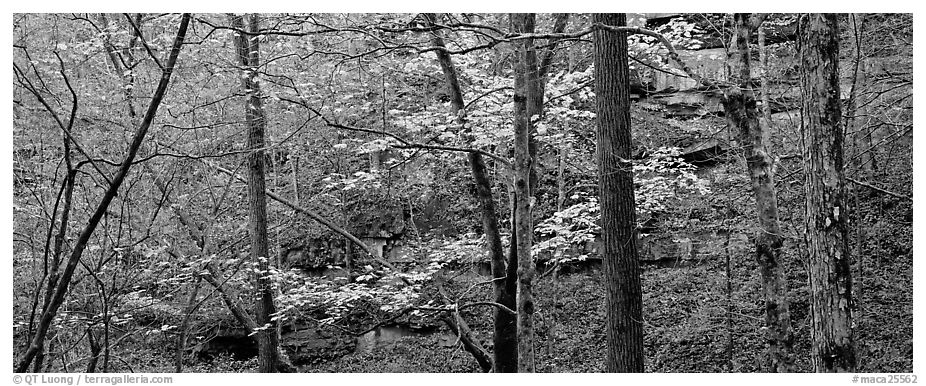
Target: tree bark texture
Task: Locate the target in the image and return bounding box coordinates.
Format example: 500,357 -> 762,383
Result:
510,12 -> 538,373
723,13 -> 795,372
592,13 -> 644,373
798,13 -> 856,373
229,13 -> 284,373
15,13 -> 191,373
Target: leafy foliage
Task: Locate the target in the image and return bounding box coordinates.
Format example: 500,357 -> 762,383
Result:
533,148 -> 710,263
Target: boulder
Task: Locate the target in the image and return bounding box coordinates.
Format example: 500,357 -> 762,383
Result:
651,89 -> 724,118
281,236 -> 349,270
193,328 -> 257,360
282,327 -> 355,365
680,139 -> 727,166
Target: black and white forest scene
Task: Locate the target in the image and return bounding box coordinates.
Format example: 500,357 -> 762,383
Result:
11,12 -> 914,375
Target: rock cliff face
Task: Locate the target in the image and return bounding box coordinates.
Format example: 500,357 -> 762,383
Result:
281,236 -> 350,270
193,327 -> 257,360
193,324 -> 357,365
282,327 -> 356,365
280,206 -> 409,271
638,13 -> 798,49
631,13 -> 801,120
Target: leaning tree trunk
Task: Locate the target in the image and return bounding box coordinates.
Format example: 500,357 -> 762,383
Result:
723,13 -> 795,372
798,13 -> 856,373
469,152 -> 518,372
229,13 -> 286,373
15,14 -> 191,373
593,13 -> 644,373
423,12 -> 518,372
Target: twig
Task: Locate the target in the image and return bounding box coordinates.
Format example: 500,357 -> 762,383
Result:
277,95 -> 513,169
847,177 -> 911,201
457,301 -> 516,316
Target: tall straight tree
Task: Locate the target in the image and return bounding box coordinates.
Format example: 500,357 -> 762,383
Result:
798,13 -> 856,372
229,13 -> 287,373
722,13 -> 794,372
593,13 -> 644,372
510,12 -> 538,373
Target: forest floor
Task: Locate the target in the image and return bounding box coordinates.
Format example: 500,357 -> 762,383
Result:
116,235 -> 913,374
300,247 -> 911,373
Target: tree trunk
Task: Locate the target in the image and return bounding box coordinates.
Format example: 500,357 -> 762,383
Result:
201,262 -> 297,372
97,13 -> 137,120
798,13 -> 856,373
592,13 -> 644,373
547,144 -> 567,359
34,167 -> 75,372
757,23 -> 774,139
469,152 -> 518,372
423,12 -> 518,372
723,217 -> 735,371
723,13 -> 795,372
844,14 -> 875,181
85,327 -> 101,373
440,314 -> 493,372
15,14 -> 191,372
229,13 -> 286,373
510,12 -> 537,373
174,277 -> 202,372
149,172 -> 207,373
291,157 -> 300,206
526,13 -> 569,196
151,167 -> 296,373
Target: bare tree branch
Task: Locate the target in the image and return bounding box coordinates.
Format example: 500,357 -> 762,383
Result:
847,177 -> 911,201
